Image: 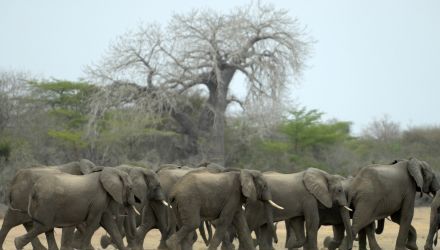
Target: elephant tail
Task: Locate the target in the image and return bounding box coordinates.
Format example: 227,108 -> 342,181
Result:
375,218 -> 385,234
434,230 -> 438,246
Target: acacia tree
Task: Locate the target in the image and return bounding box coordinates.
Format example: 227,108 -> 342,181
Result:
87,3 -> 312,165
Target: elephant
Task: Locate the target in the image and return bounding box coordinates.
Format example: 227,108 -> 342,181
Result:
165,168 -> 283,250
101,163 -> 222,250
0,159 -> 100,250
244,168 -> 352,250
98,165 -> 168,250
14,167 -> 141,250
425,191 -> 440,250
347,158 -> 439,250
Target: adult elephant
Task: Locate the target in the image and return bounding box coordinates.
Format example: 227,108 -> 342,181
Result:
165,168 -> 283,250
99,165 -> 168,250
425,191 -> 440,250
14,167 -> 141,250
348,158 -> 439,250
245,168 -> 352,250
101,163 -> 222,250
0,159 -> 100,250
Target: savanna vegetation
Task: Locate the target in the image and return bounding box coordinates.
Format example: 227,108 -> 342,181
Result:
1,2 -> 439,202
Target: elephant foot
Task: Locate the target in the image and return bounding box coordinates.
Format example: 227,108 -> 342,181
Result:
157,240 -> 169,250
425,244 -> 433,250
221,243 -> 235,250
60,247 -> 74,250
165,236 -> 179,250
323,236 -> 342,250
406,241 -> 418,250
14,236 -> 26,250
100,235 -> 112,249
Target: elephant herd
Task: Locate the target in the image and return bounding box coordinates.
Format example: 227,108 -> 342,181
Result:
1,158 -> 440,250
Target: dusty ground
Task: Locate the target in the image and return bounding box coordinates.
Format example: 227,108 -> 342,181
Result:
0,207 -> 432,249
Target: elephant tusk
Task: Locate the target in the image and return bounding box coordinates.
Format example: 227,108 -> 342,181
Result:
133,206 -> 141,216
242,205 -> 246,211
268,200 -> 284,210
162,200 -> 170,207
343,206 -> 353,212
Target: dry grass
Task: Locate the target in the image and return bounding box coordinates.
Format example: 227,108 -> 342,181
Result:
0,207 -> 432,249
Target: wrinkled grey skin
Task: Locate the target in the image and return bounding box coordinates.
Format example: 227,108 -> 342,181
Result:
99,165 -> 166,250
425,191 -> 440,250
0,159 -> 100,250
348,158 -> 440,250
245,168 -> 352,250
14,167 -> 139,250
166,169 -> 274,250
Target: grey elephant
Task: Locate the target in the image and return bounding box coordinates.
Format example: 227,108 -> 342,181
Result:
99,164 -> 168,250
101,163 -> 220,250
0,159 -> 100,250
14,167 -> 139,250
245,168 -> 352,250
347,158 -> 439,250
425,191 -> 440,250
165,168 -> 283,250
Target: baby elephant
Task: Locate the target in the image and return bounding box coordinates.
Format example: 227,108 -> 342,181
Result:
14,167 -> 140,250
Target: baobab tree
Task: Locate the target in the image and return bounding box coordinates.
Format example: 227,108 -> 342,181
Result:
87,2 -> 312,165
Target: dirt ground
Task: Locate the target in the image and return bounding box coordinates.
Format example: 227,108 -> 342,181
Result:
0,207 -> 433,249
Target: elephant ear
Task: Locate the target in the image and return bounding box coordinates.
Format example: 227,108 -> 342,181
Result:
303,168 -> 332,208
142,169 -> 160,190
407,158 -> 423,190
100,168 -> 127,204
79,159 -> 103,174
240,170 -> 257,201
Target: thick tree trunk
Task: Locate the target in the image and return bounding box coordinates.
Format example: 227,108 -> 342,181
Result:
198,66 -> 235,166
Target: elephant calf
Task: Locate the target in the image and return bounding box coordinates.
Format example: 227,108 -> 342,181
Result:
14,167 -> 140,250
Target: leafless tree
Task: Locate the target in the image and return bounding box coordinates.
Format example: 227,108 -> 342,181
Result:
362,114 -> 401,143
86,2 -> 312,165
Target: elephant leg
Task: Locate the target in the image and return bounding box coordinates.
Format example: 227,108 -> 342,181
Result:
364,222 -> 382,250
45,229 -> 59,250
151,202 -> 170,250
100,212 -> 128,250
135,205 -> 157,250
257,223 -> 273,250
232,210 -> 255,250
303,203 -> 319,250
324,225 -> 345,250
285,217 -> 305,249
15,222 -> 52,250
166,204 -> 199,250
351,200 -> 378,248
60,227 -> 75,250
0,210 -> 41,250
22,222 -> 48,250
425,209 -> 439,250
393,197 -> 415,250
390,213 -> 418,250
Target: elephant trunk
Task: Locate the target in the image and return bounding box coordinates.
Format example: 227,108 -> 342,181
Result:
264,202 -> 278,244
339,206 -> 353,250
126,206 -> 137,239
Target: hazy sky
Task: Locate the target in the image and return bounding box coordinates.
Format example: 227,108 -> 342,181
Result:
1,0 -> 439,134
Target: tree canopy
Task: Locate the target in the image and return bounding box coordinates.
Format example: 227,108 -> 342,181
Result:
87,2 -> 312,165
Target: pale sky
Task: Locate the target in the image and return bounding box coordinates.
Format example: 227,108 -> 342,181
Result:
1,0 -> 439,134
